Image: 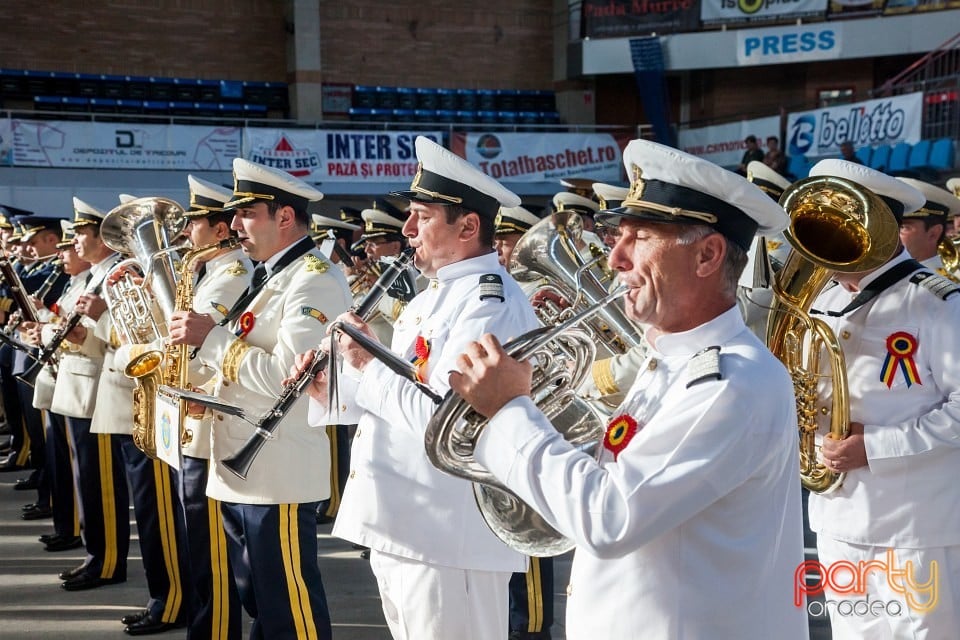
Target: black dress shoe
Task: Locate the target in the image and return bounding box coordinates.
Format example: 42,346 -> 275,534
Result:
45,535 -> 83,552
61,572 -> 126,591
13,475 -> 39,491
21,505 -> 53,520
120,610 -> 150,625
0,451 -> 26,472
124,612 -> 184,636
23,502 -> 43,512
39,532 -> 59,543
316,512 -> 335,525
58,563 -> 89,580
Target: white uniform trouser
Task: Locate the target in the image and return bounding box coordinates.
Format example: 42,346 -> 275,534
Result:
816,536 -> 960,640
369,549 -> 510,640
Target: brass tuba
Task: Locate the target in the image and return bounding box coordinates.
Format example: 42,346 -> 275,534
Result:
767,176 -> 899,494
425,213 -> 645,556
101,197 -> 187,458
936,237 -> 960,280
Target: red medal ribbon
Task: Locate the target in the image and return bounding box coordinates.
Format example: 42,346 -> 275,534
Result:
604,414 -> 638,461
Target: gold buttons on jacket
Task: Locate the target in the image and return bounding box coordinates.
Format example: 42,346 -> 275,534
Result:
349,470 -> 356,479
840,330 -> 851,340
647,359 -> 658,371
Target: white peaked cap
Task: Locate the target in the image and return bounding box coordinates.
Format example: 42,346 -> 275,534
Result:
226,158 -> 324,210
311,214 -> 360,232
896,177 -> 960,220
746,161 -> 791,201
391,136 -> 520,218
187,175 -> 234,216
592,183 -> 629,211
72,197 -> 105,227
808,159 -> 924,221
596,138 -> 788,250
946,178 -> 960,198
553,191 -> 600,215
496,205 -> 541,234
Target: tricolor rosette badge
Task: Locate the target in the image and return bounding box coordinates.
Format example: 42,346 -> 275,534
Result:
604,414 -> 638,461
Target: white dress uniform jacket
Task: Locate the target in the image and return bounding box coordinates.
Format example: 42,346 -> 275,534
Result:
810,250 -> 960,548
331,251 -> 538,572
476,306 -> 809,640
196,244 -> 351,504
88,256 -> 136,435
45,270 -> 109,418
181,248 -> 252,459
33,270 -> 93,410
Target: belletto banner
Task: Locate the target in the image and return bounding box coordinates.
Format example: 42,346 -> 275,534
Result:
701,0 -> 828,25
6,119 -> 240,169
453,132 -> 623,182
883,0 -> 960,14
786,92 -> 923,158
581,0 -> 700,38
677,116 -> 781,167
242,129 -> 442,181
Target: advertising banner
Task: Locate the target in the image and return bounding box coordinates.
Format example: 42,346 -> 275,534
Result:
242,129 -> 442,181
826,0 -> 884,18
582,0 -> 700,38
883,0 -> 960,15
737,23 -> 841,66
678,116 -> 781,167
0,118 -> 12,166
701,0 -> 828,25
786,92 -> 923,158
8,120 -> 240,170
457,132 -> 623,182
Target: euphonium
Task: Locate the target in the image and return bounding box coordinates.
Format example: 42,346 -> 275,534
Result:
126,238 -> 242,458
421,212 -> 644,556
510,211 -> 641,358
425,287 -> 630,556
767,175 -> 899,494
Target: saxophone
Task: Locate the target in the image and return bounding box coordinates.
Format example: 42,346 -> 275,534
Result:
767,176 -> 899,494
126,238 -> 241,458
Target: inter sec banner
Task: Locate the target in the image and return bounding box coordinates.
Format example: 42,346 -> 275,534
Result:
701,0 -> 828,25
678,116 -> 780,167
242,129 -> 442,181
457,132 -> 622,182
582,0 -> 700,38
8,120 -> 240,169
786,92 -> 923,159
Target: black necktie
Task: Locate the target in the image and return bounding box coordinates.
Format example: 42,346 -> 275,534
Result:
250,262 -> 268,288
196,263 -> 208,283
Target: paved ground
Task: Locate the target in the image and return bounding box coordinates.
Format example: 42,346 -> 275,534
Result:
0,468 -> 830,639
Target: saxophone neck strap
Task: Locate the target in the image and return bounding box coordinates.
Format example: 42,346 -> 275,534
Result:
815,258 -> 923,318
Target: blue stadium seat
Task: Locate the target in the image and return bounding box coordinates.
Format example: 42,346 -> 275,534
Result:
928,138 -> 955,171
887,142 -> 911,173
855,145 -> 872,166
869,144 -> 891,171
907,139 -> 932,170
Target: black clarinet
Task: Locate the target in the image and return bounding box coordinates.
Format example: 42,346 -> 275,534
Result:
18,278 -> 107,387
222,248 -> 415,480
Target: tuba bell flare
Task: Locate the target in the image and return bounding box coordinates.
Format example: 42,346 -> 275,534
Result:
767,175 -> 899,494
